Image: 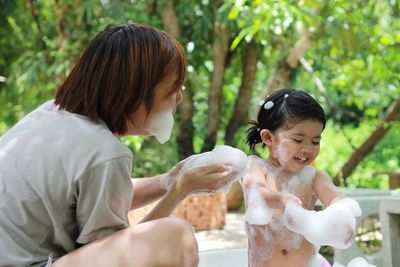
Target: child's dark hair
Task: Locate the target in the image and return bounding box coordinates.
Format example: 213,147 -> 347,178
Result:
247,89 -> 326,150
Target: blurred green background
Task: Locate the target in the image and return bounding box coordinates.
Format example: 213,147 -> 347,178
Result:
0,0 -> 399,189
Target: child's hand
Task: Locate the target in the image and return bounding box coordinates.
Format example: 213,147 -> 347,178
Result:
263,190 -> 302,210
280,192 -> 302,208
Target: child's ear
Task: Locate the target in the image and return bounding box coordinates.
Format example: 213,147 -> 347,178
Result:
260,129 -> 274,146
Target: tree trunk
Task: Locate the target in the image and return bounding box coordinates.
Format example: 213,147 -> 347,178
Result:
160,1 -> 195,159
225,39 -> 258,146
27,0 -> 49,63
202,2 -> 230,152
176,83 -> 195,159
333,97 -> 400,185
160,1 -> 180,37
261,32 -> 312,99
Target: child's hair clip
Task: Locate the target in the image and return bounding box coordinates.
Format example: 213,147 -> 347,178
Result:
264,101 -> 274,110
284,93 -> 289,98
256,128 -> 260,132
258,100 -> 265,106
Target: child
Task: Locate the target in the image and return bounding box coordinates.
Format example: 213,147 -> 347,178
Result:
242,89 -> 360,267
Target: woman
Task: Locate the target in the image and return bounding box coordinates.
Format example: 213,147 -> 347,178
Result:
0,24 -> 233,267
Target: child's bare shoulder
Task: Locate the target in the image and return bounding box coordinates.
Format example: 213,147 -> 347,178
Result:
247,155 -> 268,170
312,168 -> 331,182
247,154 -> 263,161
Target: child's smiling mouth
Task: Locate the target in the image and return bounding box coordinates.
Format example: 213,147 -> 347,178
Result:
294,156 -> 308,163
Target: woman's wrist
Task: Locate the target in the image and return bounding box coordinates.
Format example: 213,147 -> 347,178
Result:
170,175 -> 192,202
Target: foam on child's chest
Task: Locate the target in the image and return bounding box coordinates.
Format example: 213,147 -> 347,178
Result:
278,165 -> 316,195
245,164 -> 318,265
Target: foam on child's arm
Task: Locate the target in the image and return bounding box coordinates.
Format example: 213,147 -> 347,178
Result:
283,197 -> 362,249
241,157 -> 274,225
245,183 -> 273,225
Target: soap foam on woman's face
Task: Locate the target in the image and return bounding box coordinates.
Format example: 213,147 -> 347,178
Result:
146,110 -> 174,144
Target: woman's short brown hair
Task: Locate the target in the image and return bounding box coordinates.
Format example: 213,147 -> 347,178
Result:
54,24 -> 187,135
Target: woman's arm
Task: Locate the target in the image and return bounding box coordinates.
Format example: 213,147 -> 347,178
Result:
130,175 -> 166,209
312,170 -> 344,206
139,163 -> 232,223
130,156 -> 192,210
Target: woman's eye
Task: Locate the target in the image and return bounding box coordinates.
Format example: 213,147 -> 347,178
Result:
312,141 -> 320,145
292,139 -> 302,143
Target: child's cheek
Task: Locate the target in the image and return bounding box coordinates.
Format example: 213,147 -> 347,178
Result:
275,143 -> 289,162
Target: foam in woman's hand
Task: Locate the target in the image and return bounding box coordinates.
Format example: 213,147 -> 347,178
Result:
160,145 -> 248,192
283,198 -> 362,249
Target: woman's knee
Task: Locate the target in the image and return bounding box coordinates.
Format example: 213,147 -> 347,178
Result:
126,217 -> 198,267
157,217 -> 199,266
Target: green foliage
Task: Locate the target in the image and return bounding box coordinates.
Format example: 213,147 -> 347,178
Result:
0,0 -> 158,135
122,135 -> 179,177
0,0 -> 399,187
318,120 -> 399,189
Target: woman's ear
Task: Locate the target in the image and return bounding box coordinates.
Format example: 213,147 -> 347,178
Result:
260,129 -> 274,146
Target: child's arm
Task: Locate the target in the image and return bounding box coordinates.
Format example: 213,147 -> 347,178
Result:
241,156 -> 271,225
312,170 -> 344,206
281,169 -> 361,248
312,170 -> 361,218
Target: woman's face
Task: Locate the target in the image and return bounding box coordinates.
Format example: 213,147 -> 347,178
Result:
124,72 -> 183,141
269,119 -> 323,173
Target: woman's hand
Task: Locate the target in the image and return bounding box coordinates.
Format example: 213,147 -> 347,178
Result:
174,163 -> 235,196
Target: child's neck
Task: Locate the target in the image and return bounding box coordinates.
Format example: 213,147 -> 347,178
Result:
266,157 -> 307,177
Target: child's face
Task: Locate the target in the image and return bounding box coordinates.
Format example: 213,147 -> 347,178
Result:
124,72 -> 183,137
269,119 -> 323,173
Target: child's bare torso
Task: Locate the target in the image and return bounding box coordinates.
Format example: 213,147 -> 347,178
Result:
246,161 -> 318,267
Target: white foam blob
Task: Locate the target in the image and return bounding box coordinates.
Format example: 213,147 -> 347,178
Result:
332,257 -> 376,267
147,110 -> 174,144
160,145 -> 248,192
245,184 -> 273,225
283,198 -> 362,249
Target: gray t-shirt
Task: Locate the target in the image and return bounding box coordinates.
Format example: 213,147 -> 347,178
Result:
0,101 -> 134,267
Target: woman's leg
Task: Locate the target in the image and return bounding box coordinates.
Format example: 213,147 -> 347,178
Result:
53,217 -> 199,267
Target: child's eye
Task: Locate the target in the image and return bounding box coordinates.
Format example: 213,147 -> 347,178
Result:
292,139 -> 302,143
312,141 -> 320,145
